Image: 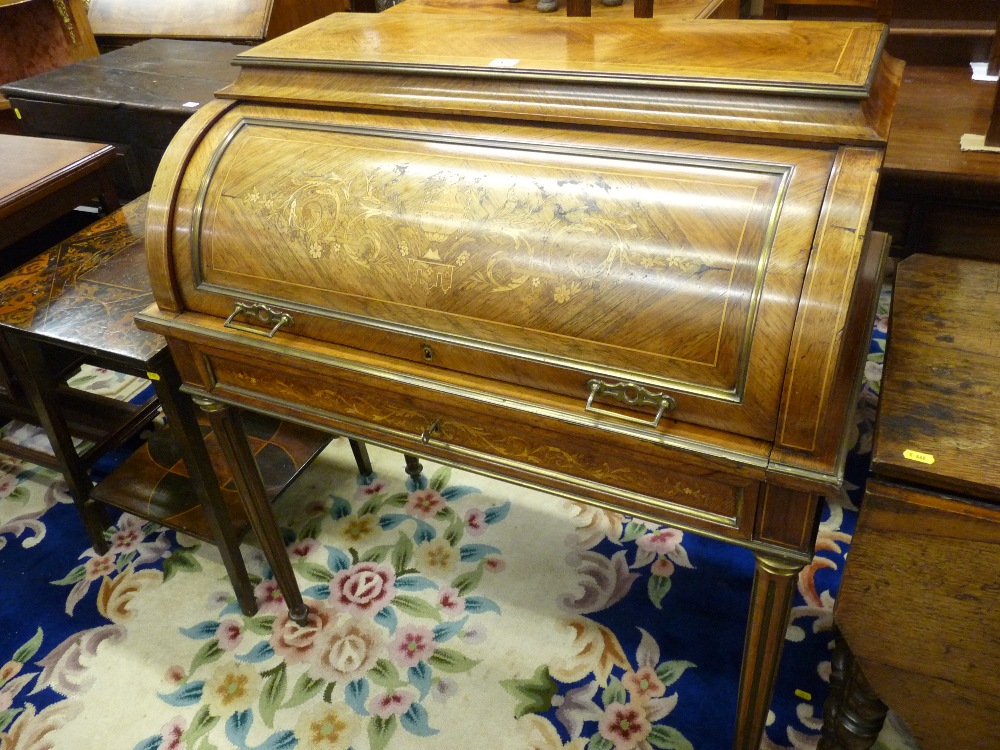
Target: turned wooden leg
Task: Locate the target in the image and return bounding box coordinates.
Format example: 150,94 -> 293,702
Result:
733,551 -> 805,750
404,453 -> 424,487
194,397 -> 308,625
348,439 -> 374,479
818,631 -> 888,750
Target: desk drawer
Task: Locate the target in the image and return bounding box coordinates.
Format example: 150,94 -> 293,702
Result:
186,336 -> 762,542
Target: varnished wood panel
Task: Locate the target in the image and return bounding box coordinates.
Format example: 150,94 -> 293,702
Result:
872,254 -> 1000,500
836,481 -> 1000,749
0,0 -> 97,92
237,14 -> 886,93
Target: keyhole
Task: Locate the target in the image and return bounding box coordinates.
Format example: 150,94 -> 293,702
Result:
422,344 -> 434,362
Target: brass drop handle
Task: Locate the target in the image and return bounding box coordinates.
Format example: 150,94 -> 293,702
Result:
585,379 -> 675,429
224,301 -> 293,338
420,419 -> 441,444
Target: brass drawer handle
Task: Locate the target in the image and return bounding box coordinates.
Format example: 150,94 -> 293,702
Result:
223,301 -> 293,338
420,419 -> 441,444
585,379 -> 676,429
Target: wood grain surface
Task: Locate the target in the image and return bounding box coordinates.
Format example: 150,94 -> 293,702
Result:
873,254 -> 1000,500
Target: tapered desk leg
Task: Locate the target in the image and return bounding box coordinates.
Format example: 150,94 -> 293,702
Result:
733,551 -> 806,750
194,397 -> 308,625
152,367 -> 256,617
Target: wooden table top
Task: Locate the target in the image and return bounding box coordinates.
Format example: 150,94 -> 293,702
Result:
873,253 -> 1000,502
882,65 -> 1000,195
0,133 -> 115,221
0,194 -> 164,364
0,38 -> 249,113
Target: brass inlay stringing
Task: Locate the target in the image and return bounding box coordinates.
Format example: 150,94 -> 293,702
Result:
223,301 -> 293,338
51,0 -> 78,44
585,379 -> 676,429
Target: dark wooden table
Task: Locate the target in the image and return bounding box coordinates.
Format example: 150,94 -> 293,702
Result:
1,39 -> 249,199
0,195 -> 333,615
0,133 -> 118,252
821,253 -> 1000,749
873,65 -> 1000,260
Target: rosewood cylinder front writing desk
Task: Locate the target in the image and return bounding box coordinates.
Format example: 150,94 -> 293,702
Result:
136,14 -> 901,748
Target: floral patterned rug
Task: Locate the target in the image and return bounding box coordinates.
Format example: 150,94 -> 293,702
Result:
0,291 -> 920,750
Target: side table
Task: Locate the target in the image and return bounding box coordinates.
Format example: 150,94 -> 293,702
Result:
0,195 -> 336,615
0,133 -> 118,253
821,253 -> 1000,749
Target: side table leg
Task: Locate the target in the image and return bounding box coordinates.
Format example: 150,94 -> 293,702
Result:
733,551 -> 805,750
194,397 -> 308,625
818,631 -> 888,750
9,335 -> 109,553
152,368 -> 257,616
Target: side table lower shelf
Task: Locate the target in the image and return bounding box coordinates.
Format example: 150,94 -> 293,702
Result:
92,410 -> 333,545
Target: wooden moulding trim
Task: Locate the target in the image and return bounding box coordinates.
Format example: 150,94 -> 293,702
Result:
145,98 -> 237,314
771,147 -> 884,476
217,67 -> 894,147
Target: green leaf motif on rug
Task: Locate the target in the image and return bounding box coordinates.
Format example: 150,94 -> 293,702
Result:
188,639 -> 224,675
368,714 -> 398,750
655,660 -> 696,688
12,627 -> 42,663
647,724 -> 695,750
648,574 -> 672,610
259,663 -> 288,727
501,665 -> 559,718
392,594 -> 442,622
427,647 -> 480,673
163,548 -> 203,582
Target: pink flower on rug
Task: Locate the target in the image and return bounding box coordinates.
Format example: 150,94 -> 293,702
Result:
84,553 -> 116,580
215,619 -> 244,651
0,474 -> 18,498
650,559 -> 675,578
622,666 -> 666,704
464,508 -> 487,536
255,579 -> 286,614
404,489 -> 446,519
484,557 -> 506,573
438,586 -> 465,616
270,602 -> 338,664
156,716 -> 186,750
311,618 -> 383,682
329,562 -> 396,617
369,689 -> 415,718
164,665 -> 185,684
636,528 -> 683,555
109,526 -> 143,554
390,624 -> 436,668
358,478 -> 388,497
598,702 -> 652,750
288,538 -> 319,559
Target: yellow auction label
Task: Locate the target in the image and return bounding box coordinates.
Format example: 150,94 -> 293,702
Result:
794,689 -> 812,701
146,372 -> 161,381
903,449 -> 935,464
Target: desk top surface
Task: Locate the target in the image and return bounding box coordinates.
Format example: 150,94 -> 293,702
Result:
0,134 -> 115,219
0,38 -> 249,112
874,253 -> 1000,502
0,194 -> 164,363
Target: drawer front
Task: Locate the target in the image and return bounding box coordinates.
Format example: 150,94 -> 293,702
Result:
169,104 -> 837,441
190,337 -> 761,542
